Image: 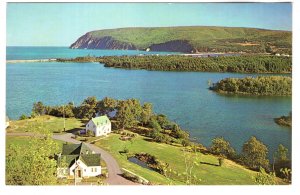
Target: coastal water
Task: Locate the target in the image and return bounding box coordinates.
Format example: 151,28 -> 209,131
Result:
6,47 -> 291,158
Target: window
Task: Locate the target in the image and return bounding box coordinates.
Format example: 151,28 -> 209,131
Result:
84,169 -> 86,172
91,168 -> 94,172
95,168 -> 97,172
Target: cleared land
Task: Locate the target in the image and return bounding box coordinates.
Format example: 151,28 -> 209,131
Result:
6,136 -> 66,154
6,115 -> 85,134
94,133 -> 258,185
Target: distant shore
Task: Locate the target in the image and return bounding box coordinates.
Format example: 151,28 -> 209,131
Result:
6,59 -> 57,64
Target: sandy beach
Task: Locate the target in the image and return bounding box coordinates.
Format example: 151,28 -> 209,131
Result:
6,59 -> 57,63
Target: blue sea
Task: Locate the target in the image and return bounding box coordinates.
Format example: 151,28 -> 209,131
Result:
6,47 -> 292,158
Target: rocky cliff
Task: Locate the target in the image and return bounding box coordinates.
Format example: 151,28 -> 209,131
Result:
70,33 -> 137,50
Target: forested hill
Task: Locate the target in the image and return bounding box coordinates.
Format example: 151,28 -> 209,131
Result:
70,26 -> 291,54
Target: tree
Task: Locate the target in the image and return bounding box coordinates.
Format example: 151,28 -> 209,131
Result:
275,144 -> 289,162
140,103 -> 153,126
6,131 -> 58,185
32,101 -> 45,116
75,97 -> 98,119
210,137 -> 236,159
116,99 -> 142,129
273,144 -> 291,180
149,117 -> 162,132
64,102 -> 75,117
254,167 -> 277,185
156,114 -> 171,129
172,124 -> 189,140
97,97 -> 118,115
241,136 -> 270,171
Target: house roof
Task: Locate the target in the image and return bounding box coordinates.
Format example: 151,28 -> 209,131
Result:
61,143 -> 92,155
57,154 -> 79,167
58,142 -> 101,167
91,115 -> 110,126
80,154 -> 101,166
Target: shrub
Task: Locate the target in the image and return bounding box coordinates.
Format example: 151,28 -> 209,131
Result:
19,114 -> 28,120
30,112 -> 37,118
181,139 -> 191,147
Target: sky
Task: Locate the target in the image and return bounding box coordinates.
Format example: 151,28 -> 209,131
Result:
6,2 -> 292,46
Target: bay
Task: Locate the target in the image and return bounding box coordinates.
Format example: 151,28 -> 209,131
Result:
6,47 -> 291,158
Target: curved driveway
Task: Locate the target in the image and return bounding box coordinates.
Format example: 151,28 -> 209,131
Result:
7,132 -> 138,185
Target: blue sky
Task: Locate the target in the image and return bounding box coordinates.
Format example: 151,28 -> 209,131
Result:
7,2 -> 292,46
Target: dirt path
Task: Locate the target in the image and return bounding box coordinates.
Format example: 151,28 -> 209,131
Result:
7,132 -> 138,185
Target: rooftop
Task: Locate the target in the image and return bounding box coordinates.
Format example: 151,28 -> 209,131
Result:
91,115 -> 110,126
58,143 -> 101,167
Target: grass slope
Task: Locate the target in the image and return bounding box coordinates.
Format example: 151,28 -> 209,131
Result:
94,133 -> 257,185
6,136 -> 66,154
6,115 -> 85,134
87,26 -> 291,53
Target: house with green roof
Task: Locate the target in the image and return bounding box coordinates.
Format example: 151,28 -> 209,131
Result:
57,143 -> 101,179
86,115 -> 111,137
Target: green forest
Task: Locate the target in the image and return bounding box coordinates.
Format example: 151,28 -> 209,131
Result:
210,76 -> 292,96
57,55 -> 292,74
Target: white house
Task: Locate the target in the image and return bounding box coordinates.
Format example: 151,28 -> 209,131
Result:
86,115 -> 111,137
57,143 -> 101,179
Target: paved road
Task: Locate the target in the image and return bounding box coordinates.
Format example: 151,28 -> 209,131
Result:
7,132 -> 138,185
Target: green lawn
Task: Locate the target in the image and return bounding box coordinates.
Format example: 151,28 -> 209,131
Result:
6,135 -> 67,154
94,133 -> 258,185
6,115 -> 85,134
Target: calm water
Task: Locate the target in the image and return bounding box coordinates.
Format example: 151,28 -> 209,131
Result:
6,47 -> 291,158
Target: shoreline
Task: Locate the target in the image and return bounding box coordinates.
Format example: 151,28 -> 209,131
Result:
6,59 -> 57,64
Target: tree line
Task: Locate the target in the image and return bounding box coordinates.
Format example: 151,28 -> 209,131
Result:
56,55 -> 292,73
209,136 -> 291,182
99,55 -> 291,73
210,76 -> 292,96
30,96 -> 190,146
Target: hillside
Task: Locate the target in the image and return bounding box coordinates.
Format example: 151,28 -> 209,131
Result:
70,26 -> 292,54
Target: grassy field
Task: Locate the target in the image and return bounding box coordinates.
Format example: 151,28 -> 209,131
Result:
94,133 -> 259,185
6,115 -> 85,134
6,135 -> 67,154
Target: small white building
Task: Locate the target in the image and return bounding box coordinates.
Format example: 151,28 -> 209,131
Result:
86,115 -> 111,137
57,143 -> 102,179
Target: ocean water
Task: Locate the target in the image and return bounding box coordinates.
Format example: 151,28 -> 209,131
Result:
6,47 -> 291,158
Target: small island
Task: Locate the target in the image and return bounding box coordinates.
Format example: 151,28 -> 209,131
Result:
274,112 -> 292,127
209,76 -> 292,96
